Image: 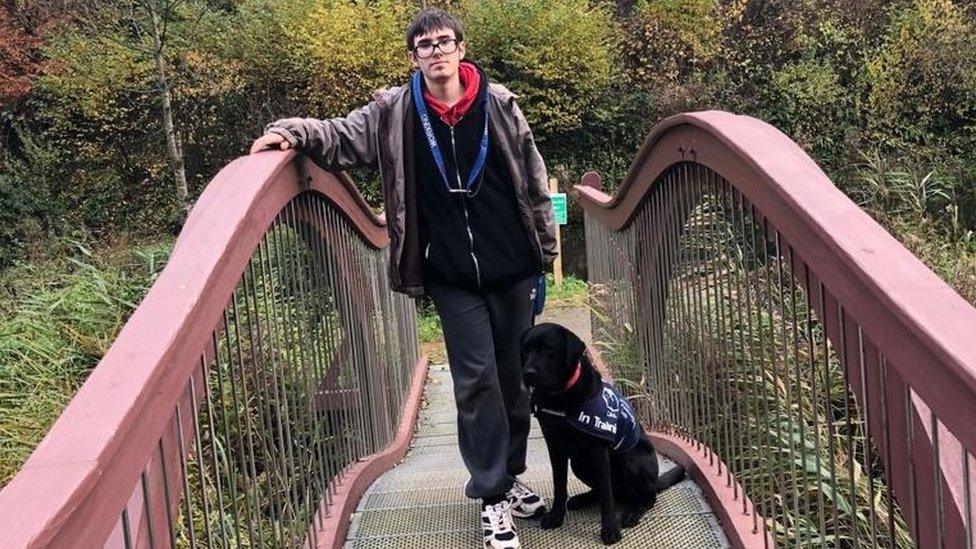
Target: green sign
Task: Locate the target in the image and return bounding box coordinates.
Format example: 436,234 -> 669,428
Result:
552,192 -> 568,225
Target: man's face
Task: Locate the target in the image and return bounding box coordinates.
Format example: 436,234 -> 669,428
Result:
410,28 -> 466,83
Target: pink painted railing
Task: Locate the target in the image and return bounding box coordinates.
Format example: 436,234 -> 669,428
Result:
579,112 -> 976,548
0,151 -> 424,548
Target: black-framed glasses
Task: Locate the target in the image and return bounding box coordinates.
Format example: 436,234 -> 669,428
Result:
412,38 -> 459,59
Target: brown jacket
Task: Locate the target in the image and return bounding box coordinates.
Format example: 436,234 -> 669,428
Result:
266,82 -> 558,296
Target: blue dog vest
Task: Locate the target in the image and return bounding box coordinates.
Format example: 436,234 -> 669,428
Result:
536,382 -> 642,453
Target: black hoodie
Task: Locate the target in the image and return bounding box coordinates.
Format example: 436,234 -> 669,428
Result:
413,64 -> 537,292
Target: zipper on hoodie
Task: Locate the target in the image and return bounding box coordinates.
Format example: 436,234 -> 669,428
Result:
449,123 -> 482,290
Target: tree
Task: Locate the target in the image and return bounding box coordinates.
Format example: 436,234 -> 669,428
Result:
73,0 -> 195,214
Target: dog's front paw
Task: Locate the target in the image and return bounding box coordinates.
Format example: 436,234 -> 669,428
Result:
540,510 -> 565,530
600,523 -> 622,545
566,490 -> 597,510
621,509 -> 642,528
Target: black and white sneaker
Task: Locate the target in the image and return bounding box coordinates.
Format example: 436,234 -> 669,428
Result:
506,478 -> 547,519
482,500 -> 520,548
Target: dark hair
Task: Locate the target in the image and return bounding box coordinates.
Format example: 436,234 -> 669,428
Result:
405,8 -> 464,51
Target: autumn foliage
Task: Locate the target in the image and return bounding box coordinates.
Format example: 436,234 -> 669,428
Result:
0,7 -> 46,107
0,0 -> 973,292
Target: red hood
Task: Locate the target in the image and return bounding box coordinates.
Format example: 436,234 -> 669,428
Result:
423,61 -> 481,126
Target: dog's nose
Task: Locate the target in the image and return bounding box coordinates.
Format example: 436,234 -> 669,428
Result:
523,368 -> 537,386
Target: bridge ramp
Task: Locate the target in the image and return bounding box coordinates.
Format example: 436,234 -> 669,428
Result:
344,365 -> 731,548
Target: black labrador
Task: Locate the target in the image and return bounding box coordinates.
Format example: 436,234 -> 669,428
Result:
520,322 -> 685,545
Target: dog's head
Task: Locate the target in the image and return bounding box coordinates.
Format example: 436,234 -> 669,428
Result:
520,322 -> 588,394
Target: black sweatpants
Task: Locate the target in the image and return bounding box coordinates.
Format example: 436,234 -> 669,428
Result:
427,275 -> 537,499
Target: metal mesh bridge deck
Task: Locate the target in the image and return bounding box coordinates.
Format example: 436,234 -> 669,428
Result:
344,365 -> 731,548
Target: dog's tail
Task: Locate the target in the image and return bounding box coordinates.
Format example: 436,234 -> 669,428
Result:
655,464 -> 686,493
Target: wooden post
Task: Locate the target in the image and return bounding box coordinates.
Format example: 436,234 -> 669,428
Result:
550,177 -> 563,287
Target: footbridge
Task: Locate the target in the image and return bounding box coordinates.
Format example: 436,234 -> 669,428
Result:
1,112 -> 974,548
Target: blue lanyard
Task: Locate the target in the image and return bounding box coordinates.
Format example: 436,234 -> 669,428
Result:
411,71 -> 489,194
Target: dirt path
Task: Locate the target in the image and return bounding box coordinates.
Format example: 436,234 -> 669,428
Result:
536,304 -> 592,347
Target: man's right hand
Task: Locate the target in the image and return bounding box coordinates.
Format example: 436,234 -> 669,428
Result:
250,132 -> 291,154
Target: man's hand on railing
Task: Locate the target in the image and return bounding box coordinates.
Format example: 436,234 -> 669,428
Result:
249,132 -> 291,154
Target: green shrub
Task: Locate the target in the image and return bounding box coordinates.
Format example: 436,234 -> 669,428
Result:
771,58 -> 849,152
0,238 -> 172,485
278,0 -> 413,118
623,0 -> 724,88
463,0 -> 616,139
0,166 -> 53,267
864,0 -> 976,151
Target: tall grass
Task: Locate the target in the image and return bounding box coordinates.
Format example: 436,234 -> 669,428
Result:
0,238 -> 172,486
849,151 -> 976,305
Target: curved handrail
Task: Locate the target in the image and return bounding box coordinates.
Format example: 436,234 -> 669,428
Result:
576,111 -> 976,455
0,151 -> 390,547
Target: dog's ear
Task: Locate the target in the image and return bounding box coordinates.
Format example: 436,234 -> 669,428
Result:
561,325 -> 587,370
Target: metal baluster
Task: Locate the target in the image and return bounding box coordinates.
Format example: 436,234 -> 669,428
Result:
175,403 -> 198,547
257,233 -> 300,537
787,247 -> 809,546
285,199 -> 328,541
719,179 -> 745,504
819,283 -> 840,547
660,169 -> 683,438
242,258 -> 285,541
189,370 -> 215,544
649,180 -> 671,430
321,206 -> 357,483
157,438 -> 176,548
200,354 -> 231,547
690,166 -> 716,463
775,232 -> 800,546
933,413 -> 944,549
658,178 -> 677,431
857,327 -> 879,548
229,286 -> 267,547
709,171 -> 735,486
802,265 -> 826,547
675,165 -> 701,447
303,195 -> 341,520
878,354 -> 895,548
287,196 -> 332,543
671,168 -> 694,442
731,186 -> 758,523
688,165 -> 713,457
238,264 -> 281,546
211,328 -> 243,547
332,207 -> 371,465
964,447 -> 973,549
905,383 -> 919,541
275,202 -> 316,542
122,508 -> 134,549
141,470 -> 158,549
313,198 -> 347,503
837,307 -> 859,548
745,201 -> 774,544
764,224 -> 787,542
740,192 -> 765,533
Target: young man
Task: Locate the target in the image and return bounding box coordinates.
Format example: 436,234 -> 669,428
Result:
250,8 -> 557,548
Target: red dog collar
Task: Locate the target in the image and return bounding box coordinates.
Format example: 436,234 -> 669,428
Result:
550,362 -> 582,395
